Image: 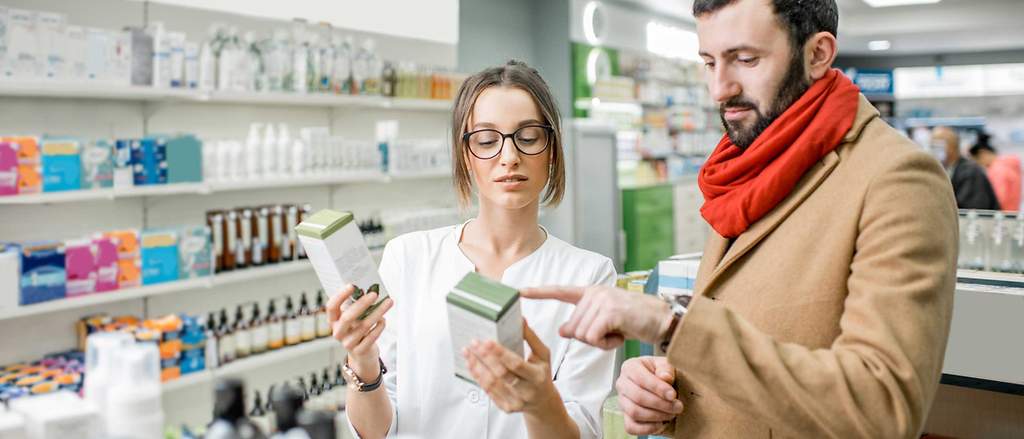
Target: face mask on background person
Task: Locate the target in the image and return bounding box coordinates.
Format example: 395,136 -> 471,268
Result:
930,140 -> 948,165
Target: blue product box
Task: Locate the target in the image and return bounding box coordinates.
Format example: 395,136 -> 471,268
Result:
180,349 -> 204,375
180,315 -> 207,349
19,241 -> 67,305
140,229 -> 179,285
41,139 -> 82,192
114,139 -> 134,168
166,135 -> 203,184
131,137 -> 168,186
160,356 -> 180,369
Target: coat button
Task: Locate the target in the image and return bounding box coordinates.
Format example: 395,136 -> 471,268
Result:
468,389 -> 480,403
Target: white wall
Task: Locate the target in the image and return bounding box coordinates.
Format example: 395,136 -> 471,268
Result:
139,0 -> 459,45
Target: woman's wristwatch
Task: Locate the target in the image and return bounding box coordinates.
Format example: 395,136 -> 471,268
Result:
343,357 -> 388,392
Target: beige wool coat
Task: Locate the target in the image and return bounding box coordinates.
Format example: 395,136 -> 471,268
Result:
663,95 -> 959,438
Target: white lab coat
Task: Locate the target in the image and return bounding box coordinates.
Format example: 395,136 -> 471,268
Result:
347,222 -> 617,439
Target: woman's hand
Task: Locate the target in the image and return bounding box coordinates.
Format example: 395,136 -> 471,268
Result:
463,320 -> 560,415
327,284 -> 394,376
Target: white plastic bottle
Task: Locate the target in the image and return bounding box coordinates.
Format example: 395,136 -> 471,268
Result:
291,22 -> 309,93
278,124 -> 291,177
291,139 -> 306,176
104,343 -> 164,439
246,123 -> 263,180
184,41 -> 200,88
263,123 -> 278,177
198,27 -> 218,91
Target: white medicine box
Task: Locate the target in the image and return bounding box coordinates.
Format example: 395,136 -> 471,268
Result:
447,271 -> 523,385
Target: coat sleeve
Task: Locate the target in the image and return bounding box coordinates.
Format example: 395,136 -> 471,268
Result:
664,150 -> 958,438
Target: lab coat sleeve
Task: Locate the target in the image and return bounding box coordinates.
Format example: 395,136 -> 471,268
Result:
553,258 -> 618,439
347,238 -> 402,439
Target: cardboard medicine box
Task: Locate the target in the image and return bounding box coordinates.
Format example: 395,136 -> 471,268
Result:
295,209 -> 388,317
446,271 -> 523,385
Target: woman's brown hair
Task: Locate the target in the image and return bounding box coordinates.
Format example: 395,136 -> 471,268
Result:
450,60 -> 565,208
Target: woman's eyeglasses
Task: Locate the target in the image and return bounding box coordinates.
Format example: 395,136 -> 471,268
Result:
463,125 -> 553,160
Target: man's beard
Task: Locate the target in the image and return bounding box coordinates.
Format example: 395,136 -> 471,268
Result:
720,51 -> 812,149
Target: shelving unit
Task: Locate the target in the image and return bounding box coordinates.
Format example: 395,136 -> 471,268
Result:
0,81 -> 452,111
161,338 -> 342,393
0,4 -> 455,430
0,170 -> 455,205
0,248 -> 385,322
0,261 -> 311,321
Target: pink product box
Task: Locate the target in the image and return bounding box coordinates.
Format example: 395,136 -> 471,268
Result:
65,240 -> 97,297
92,237 -> 119,293
0,142 -> 16,196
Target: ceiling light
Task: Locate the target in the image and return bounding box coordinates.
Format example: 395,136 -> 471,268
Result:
868,40 -> 892,51
863,0 -> 941,7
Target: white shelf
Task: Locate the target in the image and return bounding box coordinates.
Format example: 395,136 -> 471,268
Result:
0,261 -> 312,321
0,170 -> 450,205
0,81 -> 197,101
161,338 -> 341,393
162,369 -> 212,392
387,169 -> 451,181
204,171 -> 389,193
217,338 -> 340,377
0,80 -> 451,111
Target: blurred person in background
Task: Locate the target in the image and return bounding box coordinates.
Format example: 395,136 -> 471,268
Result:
933,126 -> 1000,210
969,131 -> 1021,212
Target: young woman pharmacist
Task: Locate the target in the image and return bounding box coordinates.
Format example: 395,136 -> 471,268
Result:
326,60 -> 617,439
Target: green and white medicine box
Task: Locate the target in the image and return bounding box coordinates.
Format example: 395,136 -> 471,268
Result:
447,272 -> 524,384
295,209 -> 387,319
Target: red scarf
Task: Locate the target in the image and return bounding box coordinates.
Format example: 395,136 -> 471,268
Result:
698,69 -> 860,238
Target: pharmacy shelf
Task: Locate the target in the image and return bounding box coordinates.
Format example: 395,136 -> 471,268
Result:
0,81 -> 451,111
0,81 -> 197,102
218,338 -> 341,377
957,269 -> 1024,291
0,169 -> 452,205
0,183 -> 207,205
387,169 -> 451,180
161,338 -> 341,393
0,261 -> 312,321
204,170 -> 390,193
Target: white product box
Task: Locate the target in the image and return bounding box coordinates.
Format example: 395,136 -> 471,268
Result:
110,30 -> 132,85
295,209 -> 388,318
0,7 -> 9,80
657,256 -> 701,309
168,31 -> 185,87
64,25 -> 87,82
9,391 -> 101,439
0,244 -> 20,311
148,22 -> 170,88
447,271 -> 523,385
36,11 -> 66,80
6,8 -> 40,80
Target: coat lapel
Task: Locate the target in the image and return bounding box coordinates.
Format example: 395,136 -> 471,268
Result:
699,150 -> 841,295
692,94 -> 879,296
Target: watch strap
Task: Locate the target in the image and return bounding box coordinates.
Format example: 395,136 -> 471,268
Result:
343,357 -> 387,392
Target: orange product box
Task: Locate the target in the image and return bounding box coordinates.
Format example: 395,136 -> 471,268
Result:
30,380 -> 58,395
2,136 -> 41,195
115,259 -> 141,289
160,367 -> 181,383
158,339 -> 182,360
106,230 -> 141,289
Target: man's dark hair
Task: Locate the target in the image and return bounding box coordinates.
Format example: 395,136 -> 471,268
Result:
969,132 -> 997,157
693,0 -> 839,53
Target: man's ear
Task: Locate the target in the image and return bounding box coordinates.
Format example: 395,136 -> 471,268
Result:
805,32 -> 838,81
